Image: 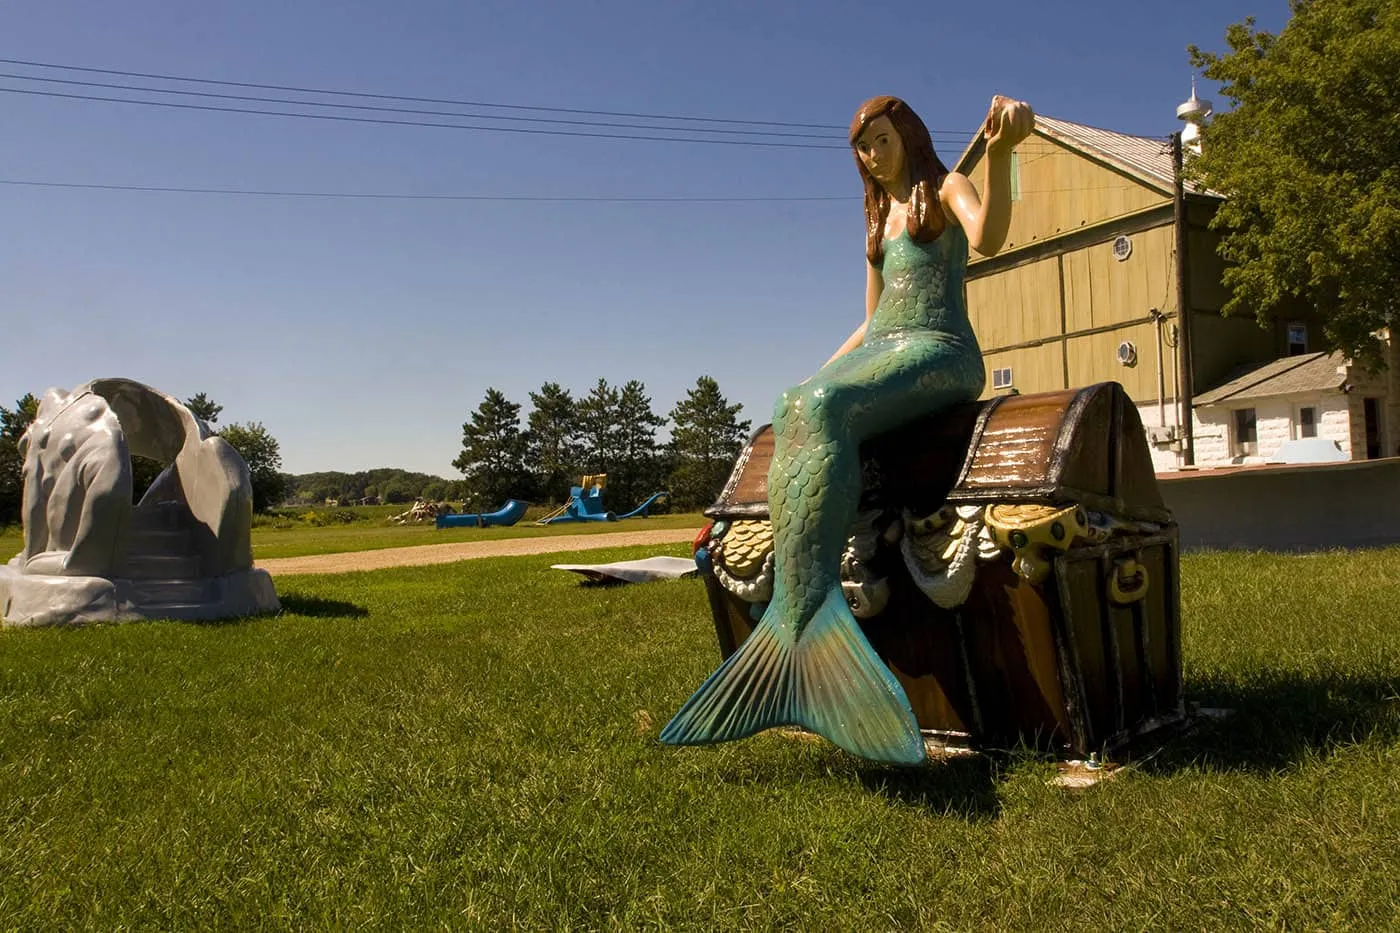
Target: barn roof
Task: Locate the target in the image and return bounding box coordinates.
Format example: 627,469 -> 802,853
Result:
954,113 -> 1224,198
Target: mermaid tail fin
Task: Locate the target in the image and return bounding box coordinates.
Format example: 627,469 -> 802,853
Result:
660,586 -> 925,765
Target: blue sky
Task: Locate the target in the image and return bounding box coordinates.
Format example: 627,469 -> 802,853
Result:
1,0 -> 1287,477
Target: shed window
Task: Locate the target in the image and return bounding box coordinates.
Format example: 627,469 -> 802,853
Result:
1297,406 -> 1317,439
1009,151 -> 1021,202
1231,408 -> 1258,457
992,367 -> 1014,390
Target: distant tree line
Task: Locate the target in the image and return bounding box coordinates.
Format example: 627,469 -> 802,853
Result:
453,375 -> 751,513
282,469 -> 472,506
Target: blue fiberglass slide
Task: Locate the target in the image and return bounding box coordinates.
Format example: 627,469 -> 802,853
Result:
435,498 -> 529,528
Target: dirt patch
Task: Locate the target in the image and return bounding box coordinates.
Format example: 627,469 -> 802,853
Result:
256,528 -> 700,576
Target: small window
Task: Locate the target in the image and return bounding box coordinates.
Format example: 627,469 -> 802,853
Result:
1009,151 -> 1020,202
1297,406 -> 1317,439
1287,323 -> 1308,356
992,366 -> 1014,390
1232,407 -> 1258,457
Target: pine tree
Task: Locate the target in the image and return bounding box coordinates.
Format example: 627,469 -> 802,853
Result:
666,376 -> 751,511
452,388 -> 527,507
576,379 -> 623,475
524,382 -> 580,503
184,392 -> 224,424
612,380 -> 667,510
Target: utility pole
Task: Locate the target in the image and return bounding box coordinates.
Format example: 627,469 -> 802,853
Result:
1172,131 -> 1196,465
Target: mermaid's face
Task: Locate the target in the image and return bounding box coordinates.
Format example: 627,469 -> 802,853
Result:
855,115 -> 906,191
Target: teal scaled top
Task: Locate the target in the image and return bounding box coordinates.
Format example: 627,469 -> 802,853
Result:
868,223 -> 977,349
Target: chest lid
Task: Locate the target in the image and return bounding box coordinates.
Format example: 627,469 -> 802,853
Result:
707,382 -> 1168,524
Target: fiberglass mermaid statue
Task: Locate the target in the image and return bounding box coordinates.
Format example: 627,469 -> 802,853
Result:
661,94 -> 1034,765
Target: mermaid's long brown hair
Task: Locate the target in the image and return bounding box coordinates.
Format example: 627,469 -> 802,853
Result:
849,96 -> 951,266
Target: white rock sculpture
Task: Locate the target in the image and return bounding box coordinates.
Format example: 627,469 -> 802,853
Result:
0,378 -> 280,626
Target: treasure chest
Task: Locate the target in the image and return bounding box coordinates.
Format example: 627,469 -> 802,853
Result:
695,382 -> 1186,758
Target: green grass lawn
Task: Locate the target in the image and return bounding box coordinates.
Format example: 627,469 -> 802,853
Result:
248,511 -> 705,560
0,523 -> 19,563
0,512 -> 706,564
2,546 -> 1398,928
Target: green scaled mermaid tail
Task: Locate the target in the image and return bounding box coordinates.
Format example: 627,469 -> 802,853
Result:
659,581 -> 925,765
662,230 -> 983,767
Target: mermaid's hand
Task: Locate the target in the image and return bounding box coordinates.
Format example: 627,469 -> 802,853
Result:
984,96 -> 1034,154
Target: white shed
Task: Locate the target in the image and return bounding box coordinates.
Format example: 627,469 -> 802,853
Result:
1190,351 -> 1389,465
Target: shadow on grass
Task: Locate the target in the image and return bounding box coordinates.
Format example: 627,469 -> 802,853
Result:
563,577 -> 698,589
1147,670 -> 1400,774
856,754 -> 1003,819
691,737 -> 1002,819
276,594 -> 371,619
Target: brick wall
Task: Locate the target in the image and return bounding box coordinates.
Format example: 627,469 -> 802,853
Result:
1319,398 -> 1352,457
1191,408 -> 1231,464
1136,403 -> 1184,472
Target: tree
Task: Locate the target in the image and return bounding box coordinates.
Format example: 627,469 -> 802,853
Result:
129,454 -> 167,505
452,388 -> 527,507
1188,1 -> 1400,363
612,380 -> 667,509
220,421 -> 289,512
379,477 -> 415,504
524,382 -> 580,502
0,393 -> 39,525
576,379 -> 623,476
185,392 -> 223,424
666,376 -> 751,511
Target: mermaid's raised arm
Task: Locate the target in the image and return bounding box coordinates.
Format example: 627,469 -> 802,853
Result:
940,96 -> 1034,257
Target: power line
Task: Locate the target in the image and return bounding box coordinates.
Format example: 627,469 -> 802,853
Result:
0,86 -> 851,149
0,72 -> 845,141
0,56 -> 978,142
0,56 -> 849,131
0,83 -> 1163,155
0,60 -> 1174,153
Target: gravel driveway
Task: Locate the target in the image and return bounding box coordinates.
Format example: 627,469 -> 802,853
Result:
256,528 -> 700,575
